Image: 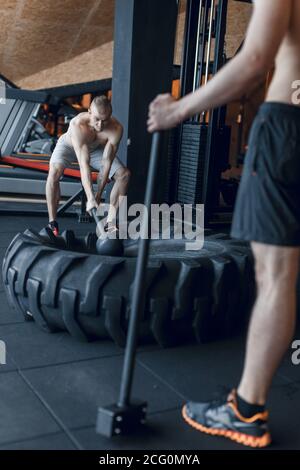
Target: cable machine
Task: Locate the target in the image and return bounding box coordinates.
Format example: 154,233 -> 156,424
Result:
167,0 -> 230,224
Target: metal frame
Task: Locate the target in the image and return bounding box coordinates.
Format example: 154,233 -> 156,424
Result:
172,0 -> 229,218
0,100 -> 39,156
202,0 -> 228,220
0,74 -> 18,88
57,184 -> 91,222
4,88 -> 60,105
40,78 -> 112,100
0,176 -> 81,197
167,0 -> 203,207
180,0 -> 201,97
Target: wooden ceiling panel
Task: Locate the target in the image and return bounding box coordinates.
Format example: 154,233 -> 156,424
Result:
20,0 -> 93,25
0,0 -> 115,83
87,0 -> 115,27
0,8 -> 15,45
74,25 -> 113,56
0,0 -> 18,12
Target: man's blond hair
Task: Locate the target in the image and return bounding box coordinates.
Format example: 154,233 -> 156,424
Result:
91,95 -> 112,112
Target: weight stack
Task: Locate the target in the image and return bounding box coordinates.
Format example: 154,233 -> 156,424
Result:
177,122 -> 208,204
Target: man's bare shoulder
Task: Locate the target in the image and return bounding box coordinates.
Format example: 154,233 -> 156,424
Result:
110,116 -> 123,133
108,117 -> 123,140
67,113 -> 91,146
68,113 -> 90,137
69,112 -> 89,129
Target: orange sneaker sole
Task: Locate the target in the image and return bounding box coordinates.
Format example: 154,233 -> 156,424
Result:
182,405 -> 271,448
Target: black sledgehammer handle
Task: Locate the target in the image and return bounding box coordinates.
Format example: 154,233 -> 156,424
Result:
91,207 -> 106,238
118,132 -> 161,407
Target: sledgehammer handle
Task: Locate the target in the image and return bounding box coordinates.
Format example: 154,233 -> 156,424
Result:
91,207 -> 106,238
118,132 -> 161,407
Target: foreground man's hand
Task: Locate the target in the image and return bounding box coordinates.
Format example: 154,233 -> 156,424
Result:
147,93 -> 184,132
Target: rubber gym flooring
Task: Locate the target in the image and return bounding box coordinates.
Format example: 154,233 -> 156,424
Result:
0,214 -> 299,450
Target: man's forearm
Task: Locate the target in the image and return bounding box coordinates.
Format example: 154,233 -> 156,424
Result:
103,141 -> 115,162
95,143 -> 115,201
96,165 -> 110,201
79,161 -> 95,202
179,51 -> 270,120
73,145 -> 95,203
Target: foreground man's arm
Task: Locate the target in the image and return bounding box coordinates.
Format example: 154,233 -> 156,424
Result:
148,0 -> 292,131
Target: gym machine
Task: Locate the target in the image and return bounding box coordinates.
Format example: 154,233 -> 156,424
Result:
0,79 -> 112,218
166,0 -> 231,225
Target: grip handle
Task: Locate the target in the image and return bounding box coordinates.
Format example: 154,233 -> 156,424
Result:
91,208 -> 105,238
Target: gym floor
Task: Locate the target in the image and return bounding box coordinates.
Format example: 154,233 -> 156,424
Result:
0,215 -> 299,450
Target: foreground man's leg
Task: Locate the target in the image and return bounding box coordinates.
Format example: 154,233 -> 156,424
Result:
182,243 -> 299,448
238,243 -> 300,404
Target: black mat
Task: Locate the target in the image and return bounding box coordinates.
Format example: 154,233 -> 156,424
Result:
0,214 -> 299,450
0,323 -> 123,370
21,356 -> 183,430
0,372 -> 59,445
0,432 -> 76,450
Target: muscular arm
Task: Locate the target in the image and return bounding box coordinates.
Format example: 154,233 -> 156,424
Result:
95,126 -> 123,202
71,123 -> 96,205
148,0 -> 292,130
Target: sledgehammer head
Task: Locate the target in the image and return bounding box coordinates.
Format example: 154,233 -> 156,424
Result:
91,208 -> 124,256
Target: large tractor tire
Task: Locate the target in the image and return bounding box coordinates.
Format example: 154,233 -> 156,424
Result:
2,228 -> 255,348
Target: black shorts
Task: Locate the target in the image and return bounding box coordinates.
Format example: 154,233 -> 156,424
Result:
230,102 -> 300,247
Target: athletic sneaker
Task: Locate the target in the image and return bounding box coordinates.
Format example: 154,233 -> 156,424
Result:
182,389 -> 271,448
48,220 -> 59,237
